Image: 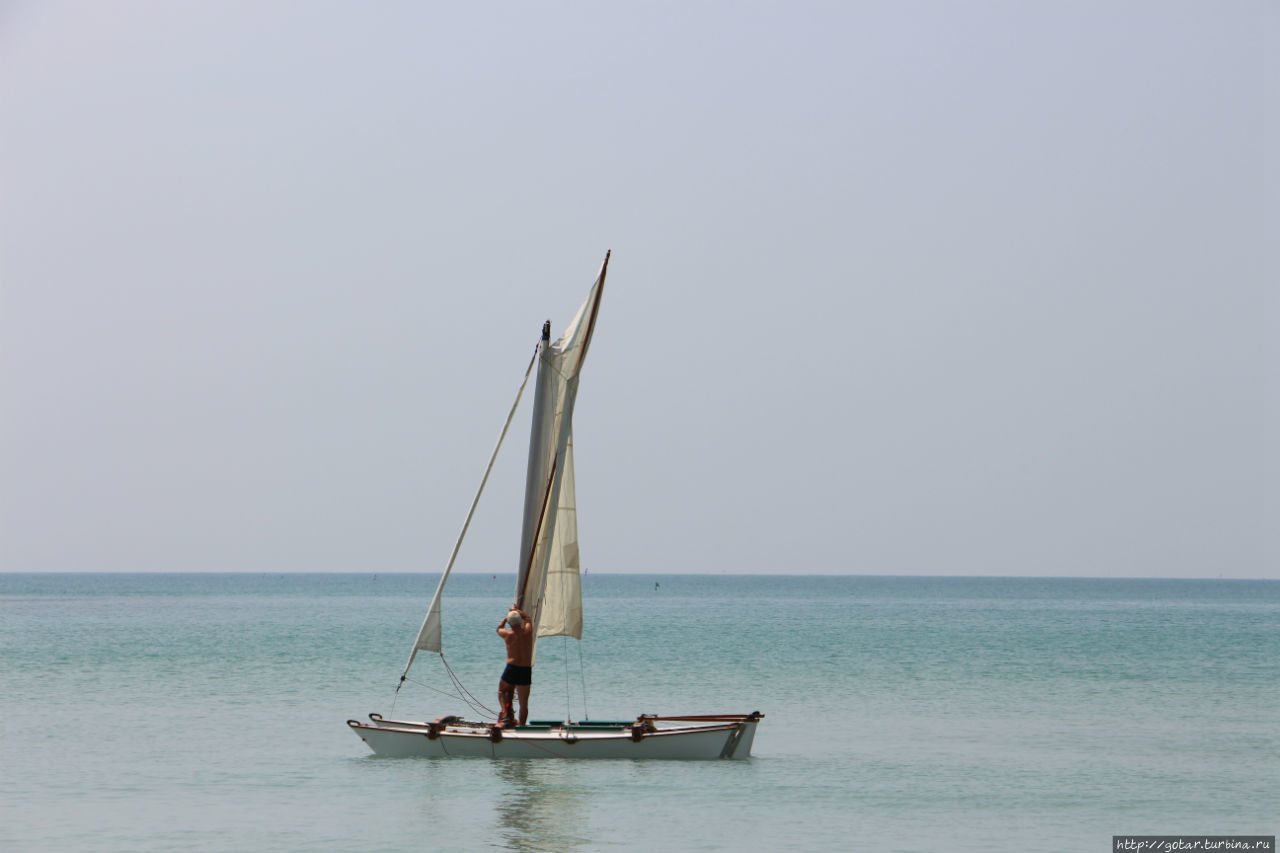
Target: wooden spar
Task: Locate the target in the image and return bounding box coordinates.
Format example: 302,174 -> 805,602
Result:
516,451 -> 558,612
514,321 -> 553,613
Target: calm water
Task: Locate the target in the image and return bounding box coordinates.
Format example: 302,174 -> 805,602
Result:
1,574 -> 1276,852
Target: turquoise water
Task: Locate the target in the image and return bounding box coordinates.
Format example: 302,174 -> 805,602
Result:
1,574 -> 1276,852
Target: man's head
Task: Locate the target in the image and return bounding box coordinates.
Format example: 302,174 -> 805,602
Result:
506,610 -> 524,629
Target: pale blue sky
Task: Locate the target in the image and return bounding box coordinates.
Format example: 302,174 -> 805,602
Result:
2,1 -> 1275,577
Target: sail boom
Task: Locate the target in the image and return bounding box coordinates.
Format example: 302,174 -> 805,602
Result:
400,345 -> 539,681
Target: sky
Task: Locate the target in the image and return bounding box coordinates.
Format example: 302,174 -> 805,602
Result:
1,1 -> 1275,578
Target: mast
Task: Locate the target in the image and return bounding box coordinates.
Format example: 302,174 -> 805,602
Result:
515,321 -> 556,612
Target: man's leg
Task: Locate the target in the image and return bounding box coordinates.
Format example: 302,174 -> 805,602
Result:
515,684 -> 530,726
498,679 -> 516,727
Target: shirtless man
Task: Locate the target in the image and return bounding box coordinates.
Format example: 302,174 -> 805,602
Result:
496,607 -> 533,728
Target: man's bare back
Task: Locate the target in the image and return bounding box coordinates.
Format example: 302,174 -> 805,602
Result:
498,609 -> 533,666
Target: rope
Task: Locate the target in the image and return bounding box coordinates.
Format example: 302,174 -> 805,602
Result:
577,638 -> 590,721
513,736 -> 571,759
440,654 -> 499,719
563,635 -> 571,722
393,659 -> 498,721
402,676 -> 471,703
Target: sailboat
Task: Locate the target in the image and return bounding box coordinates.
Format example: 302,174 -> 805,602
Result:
348,253 -> 763,759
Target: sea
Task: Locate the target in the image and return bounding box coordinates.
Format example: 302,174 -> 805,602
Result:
1,573 -> 1276,852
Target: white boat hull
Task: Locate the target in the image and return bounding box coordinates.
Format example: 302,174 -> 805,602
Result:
348,713 -> 762,760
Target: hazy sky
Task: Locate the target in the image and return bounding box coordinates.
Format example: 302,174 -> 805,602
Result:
2,1 -> 1274,577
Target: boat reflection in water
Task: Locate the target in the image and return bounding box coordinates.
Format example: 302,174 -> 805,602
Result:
493,760 -> 590,852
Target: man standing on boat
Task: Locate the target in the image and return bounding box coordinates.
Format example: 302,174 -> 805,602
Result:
497,608 -> 533,728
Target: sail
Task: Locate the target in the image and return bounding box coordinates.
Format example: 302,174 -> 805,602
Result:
515,253 -> 608,657
539,435 -> 582,639
397,253 -> 607,683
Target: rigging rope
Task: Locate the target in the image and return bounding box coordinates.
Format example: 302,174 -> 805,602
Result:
402,676 -> 473,703
563,635 -> 572,722
392,662 -> 498,720
578,637 -> 590,721
440,653 -> 498,719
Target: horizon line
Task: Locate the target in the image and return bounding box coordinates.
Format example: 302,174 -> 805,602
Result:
1,570 -> 1275,581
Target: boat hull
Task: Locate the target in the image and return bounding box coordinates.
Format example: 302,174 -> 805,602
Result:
348,713 -> 762,760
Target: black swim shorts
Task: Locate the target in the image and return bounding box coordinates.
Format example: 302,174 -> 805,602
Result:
501,664 -> 532,686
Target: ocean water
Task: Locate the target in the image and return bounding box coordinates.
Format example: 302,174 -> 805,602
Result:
1,573 -> 1276,852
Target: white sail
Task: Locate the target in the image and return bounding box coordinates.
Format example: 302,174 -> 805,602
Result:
399,255 -> 606,679
516,254 -> 608,658
539,435 -> 582,640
